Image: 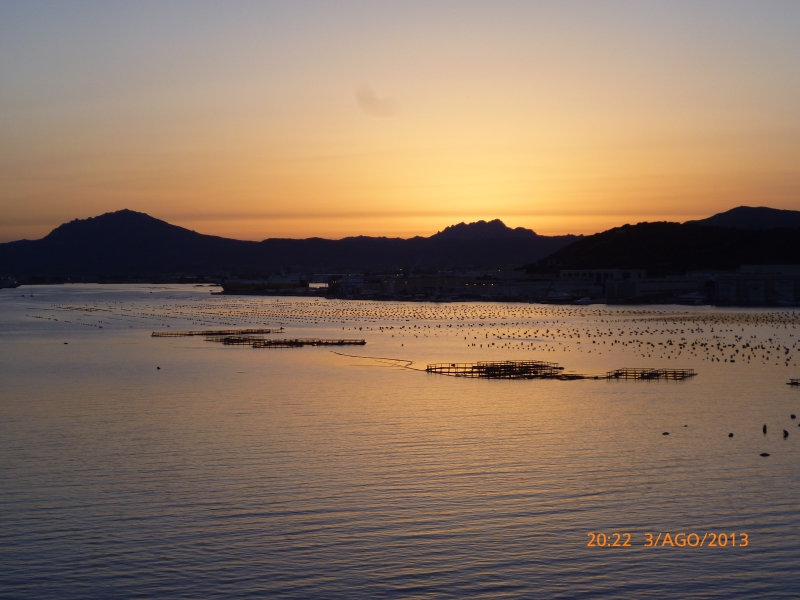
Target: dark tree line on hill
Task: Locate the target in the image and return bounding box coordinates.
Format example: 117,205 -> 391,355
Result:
529,221 -> 800,277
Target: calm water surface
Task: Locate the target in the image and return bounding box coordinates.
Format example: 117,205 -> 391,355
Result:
1,285 -> 799,598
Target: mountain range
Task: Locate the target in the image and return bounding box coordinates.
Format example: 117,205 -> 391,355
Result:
0,210 -> 577,279
2,205 -> 799,280
535,206 -> 800,276
686,206 -> 800,229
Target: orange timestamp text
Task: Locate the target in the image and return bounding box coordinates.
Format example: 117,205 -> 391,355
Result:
587,532 -> 749,547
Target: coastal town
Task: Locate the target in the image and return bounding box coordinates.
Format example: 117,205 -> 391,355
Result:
219,264 -> 800,306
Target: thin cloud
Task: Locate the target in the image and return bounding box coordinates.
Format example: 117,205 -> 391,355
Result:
356,86 -> 397,116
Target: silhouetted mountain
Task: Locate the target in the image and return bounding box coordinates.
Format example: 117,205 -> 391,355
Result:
685,206 -> 800,229
0,210 -> 578,279
532,221 -> 800,277
431,219 -> 538,241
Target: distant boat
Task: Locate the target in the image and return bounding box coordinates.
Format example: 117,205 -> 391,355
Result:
573,297 -> 592,305
0,277 -> 20,289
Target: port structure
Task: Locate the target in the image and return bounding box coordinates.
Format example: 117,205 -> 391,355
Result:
152,328 -> 283,337
605,368 -> 696,381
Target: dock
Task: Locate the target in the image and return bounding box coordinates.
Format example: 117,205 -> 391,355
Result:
152,328 -> 283,337
605,368 -> 696,381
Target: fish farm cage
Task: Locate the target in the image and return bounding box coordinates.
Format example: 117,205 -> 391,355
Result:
605,368 -> 696,381
151,328 -> 283,337
251,338 -> 366,348
205,335 -> 269,345
204,336 -> 367,348
425,362 -> 698,381
152,330 -> 365,349
426,360 -> 565,379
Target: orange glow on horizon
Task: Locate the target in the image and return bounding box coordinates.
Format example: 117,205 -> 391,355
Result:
1,3 -> 799,242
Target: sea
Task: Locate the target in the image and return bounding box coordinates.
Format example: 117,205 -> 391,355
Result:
1,284 -> 799,598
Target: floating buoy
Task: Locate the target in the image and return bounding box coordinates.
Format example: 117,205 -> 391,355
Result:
792,415 -> 796,420
157,366 -> 161,370
784,430 -> 789,438
760,453 -> 770,457
662,432 -> 669,435
729,433 -> 734,438
763,424 -> 767,434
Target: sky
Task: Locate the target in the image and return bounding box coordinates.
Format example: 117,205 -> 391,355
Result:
1,0 -> 800,242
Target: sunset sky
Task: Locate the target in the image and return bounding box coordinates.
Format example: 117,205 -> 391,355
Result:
2,1 -> 799,242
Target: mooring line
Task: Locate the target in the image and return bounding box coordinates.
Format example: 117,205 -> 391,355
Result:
330,351 -> 426,371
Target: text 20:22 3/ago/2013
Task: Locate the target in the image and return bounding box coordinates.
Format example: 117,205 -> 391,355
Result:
588,532 -> 749,547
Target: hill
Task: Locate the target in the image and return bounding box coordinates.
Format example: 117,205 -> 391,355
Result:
431,219 -> 539,241
0,210 -> 578,279
685,206 -> 800,229
532,221 -> 800,277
